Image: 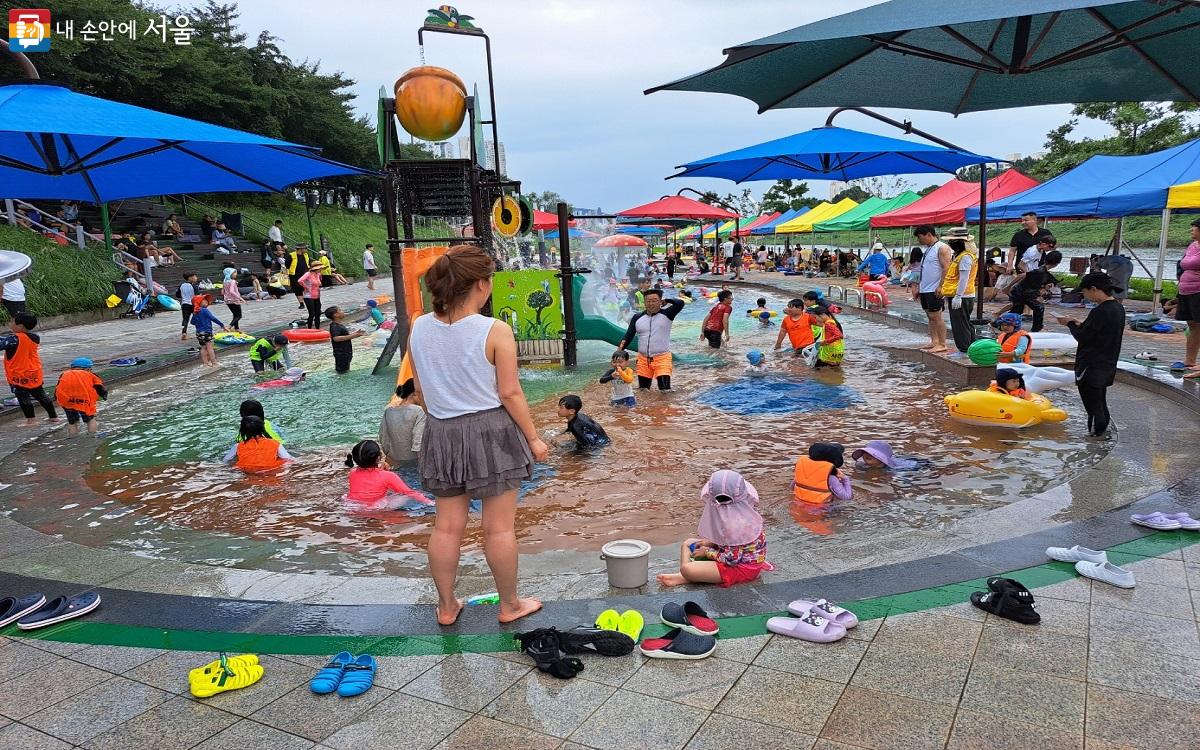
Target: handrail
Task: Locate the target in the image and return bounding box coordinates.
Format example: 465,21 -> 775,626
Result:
164,194 -> 282,245
844,288 -> 863,307
2,198 -> 101,248
111,249 -> 158,293
826,284 -> 846,301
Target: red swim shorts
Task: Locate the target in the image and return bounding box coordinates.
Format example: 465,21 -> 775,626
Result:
716,562 -> 764,588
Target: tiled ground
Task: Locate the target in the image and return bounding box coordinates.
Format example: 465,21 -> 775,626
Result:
2,545 -> 1197,750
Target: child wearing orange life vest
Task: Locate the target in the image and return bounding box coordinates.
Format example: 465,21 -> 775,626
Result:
3,312 -> 59,426
989,368 -> 1036,401
54,357 -> 107,436
793,442 -> 852,504
993,313 -> 1032,364
222,415 -> 293,472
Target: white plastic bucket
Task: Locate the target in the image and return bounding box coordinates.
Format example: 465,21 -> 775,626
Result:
600,539 -> 651,588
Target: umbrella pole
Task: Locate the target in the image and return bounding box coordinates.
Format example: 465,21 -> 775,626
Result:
558,202 -> 577,369
975,164 -> 988,324
1154,208 -> 1170,313
100,202 -> 113,255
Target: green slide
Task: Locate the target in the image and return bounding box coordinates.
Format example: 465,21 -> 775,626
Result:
571,275 -> 635,349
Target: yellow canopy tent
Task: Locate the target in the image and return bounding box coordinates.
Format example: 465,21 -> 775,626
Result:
775,197 -> 859,233
1166,180 -> 1200,208
703,220 -> 735,239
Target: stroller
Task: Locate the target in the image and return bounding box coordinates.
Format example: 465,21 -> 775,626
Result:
113,279 -> 154,319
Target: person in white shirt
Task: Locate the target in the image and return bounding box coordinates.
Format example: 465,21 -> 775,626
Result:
268,219 -> 283,245
363,243 -> 378,290
1,277 -> 27,318
913,225 -> 952,354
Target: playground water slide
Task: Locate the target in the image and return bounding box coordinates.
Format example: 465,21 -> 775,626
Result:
572,275 -> 634,349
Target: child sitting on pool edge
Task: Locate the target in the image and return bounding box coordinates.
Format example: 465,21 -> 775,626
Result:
598,350 -> 636,407
793,442 -> 852,504
344,439 -> 432,511
657,469 -> 772,588
556,394 -> 610,448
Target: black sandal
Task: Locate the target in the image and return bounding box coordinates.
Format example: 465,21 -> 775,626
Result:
970,589 -> 1040,625
514,629 -> 584,679
560,626 -> 635,657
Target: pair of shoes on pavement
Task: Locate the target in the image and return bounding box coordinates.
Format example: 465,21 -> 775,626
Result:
767,598 -> 858,643
1131,512 -> 1200,531
309,652 -> 377,696
639,601 -> 720,660
0,592 -> 100,630
1047,545 -> 1136,588
970,578 -> 1041,624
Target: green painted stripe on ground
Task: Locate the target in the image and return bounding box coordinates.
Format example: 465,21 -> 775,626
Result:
4,532 -> 1195,656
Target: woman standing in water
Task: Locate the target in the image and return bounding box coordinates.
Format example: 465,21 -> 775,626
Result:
408,245 -> 549,626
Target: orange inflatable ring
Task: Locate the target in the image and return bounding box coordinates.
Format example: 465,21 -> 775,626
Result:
283,328 -> 330,343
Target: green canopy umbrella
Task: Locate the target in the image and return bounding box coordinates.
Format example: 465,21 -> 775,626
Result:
647,0 -> 1200,114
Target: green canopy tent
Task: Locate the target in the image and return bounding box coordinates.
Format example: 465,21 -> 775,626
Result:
813,191 -> 921,232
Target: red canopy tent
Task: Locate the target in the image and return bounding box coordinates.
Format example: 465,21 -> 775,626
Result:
739,212 -> 780,234
870,171 -> 1038,228
532,209 -> 575,232
617,195 -> 738,220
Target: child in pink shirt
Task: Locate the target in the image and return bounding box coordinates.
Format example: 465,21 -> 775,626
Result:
344,439 -> 432,511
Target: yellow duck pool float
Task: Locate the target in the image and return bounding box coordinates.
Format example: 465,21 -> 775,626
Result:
944,390 -> 1068,429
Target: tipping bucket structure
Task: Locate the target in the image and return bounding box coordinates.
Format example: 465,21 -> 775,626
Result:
600,539 -> 651,588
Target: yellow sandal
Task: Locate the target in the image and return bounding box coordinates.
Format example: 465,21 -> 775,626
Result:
190,654 -> 264,698
188,654 -> 258,685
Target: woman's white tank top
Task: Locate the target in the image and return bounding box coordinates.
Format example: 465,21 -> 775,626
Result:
409,313 -> 502,419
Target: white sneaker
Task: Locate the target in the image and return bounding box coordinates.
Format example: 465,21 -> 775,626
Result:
1075,560 -> 1135,588
1046,545 -> 1106,564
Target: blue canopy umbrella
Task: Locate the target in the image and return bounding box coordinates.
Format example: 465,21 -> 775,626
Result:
0,81 -> 373,202
671,126 -> 997,183
614,226 -> 667,236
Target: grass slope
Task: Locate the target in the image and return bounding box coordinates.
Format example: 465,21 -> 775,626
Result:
0,224 -> 122,321
196,196 -> 451,278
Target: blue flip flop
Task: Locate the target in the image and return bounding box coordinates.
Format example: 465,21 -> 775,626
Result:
336,654 -> 376,697
16,592 -> 100,630
309,651 -> 352,694
0,594 -> 46,628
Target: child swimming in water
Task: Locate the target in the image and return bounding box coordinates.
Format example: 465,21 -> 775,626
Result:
238,399 -> 283,443
344,439 -> 432,511
598,350 -> 636,407
745,350 -> 768,376
223,416 -> 292,472
793,442 -> 852,504
656,469 -> 773,588
557,394 -> 610,448
989,368 -> 1036,401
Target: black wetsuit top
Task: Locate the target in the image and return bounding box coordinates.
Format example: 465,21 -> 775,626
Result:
567,413 -> 610,448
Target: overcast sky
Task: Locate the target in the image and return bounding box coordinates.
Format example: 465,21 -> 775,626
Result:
236,0 -> 1109,211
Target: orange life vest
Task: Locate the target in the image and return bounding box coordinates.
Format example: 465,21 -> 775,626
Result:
793,457 -> 834,504
236,437 -> 284,472
55,369 -> 102,415
997,330 -> 1032,364
3,331 -> 43,389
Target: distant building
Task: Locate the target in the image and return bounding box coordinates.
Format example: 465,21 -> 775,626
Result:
430,141 -> 455,159
456,136 -> 507,174
1004,151 -> 1046,163
828,181 -> 848,200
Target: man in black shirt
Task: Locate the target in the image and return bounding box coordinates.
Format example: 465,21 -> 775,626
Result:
1008,247 -> 1062,332
324,306 -> 364,374
557,394 -> 610,448
1007,212 -> 1054,271
1058,273 -> 1126,436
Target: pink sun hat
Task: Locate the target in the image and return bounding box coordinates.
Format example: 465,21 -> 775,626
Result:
851,440 -> 899,468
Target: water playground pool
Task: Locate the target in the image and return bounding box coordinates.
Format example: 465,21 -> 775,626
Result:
0,288 -> 1108,579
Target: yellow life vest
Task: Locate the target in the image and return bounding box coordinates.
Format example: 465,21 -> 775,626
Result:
940,247 -> 978,297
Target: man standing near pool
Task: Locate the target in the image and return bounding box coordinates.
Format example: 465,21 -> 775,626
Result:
618,288 -> 685,391
914,225 -> 952,354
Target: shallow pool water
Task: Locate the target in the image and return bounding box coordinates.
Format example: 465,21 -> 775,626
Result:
0,286 -> 1108,576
